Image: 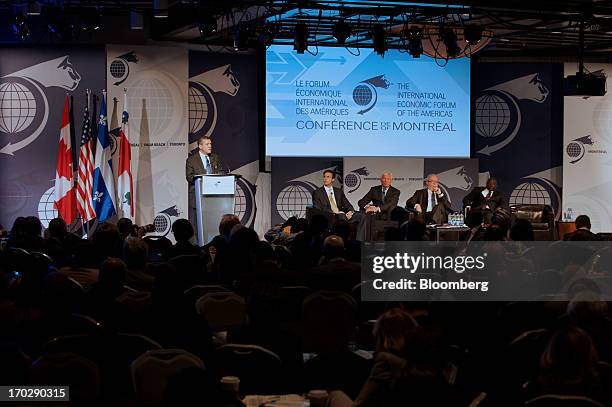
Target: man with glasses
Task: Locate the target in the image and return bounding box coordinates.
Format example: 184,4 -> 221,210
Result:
405,173 -> 450,225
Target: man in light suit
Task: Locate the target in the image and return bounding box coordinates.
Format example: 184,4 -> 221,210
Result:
185,136 -> 225,227
357,172 -> 401,220
405,173 -> 450,225
312,169 -> 356,222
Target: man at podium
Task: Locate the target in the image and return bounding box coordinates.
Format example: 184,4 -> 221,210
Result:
185,135 -> 225,226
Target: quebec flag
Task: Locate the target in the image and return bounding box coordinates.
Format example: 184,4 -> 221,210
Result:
92,92 -> 117,222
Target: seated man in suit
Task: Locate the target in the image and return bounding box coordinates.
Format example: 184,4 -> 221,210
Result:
357,172 -> 400,220
405,173 -> 450,225
312,169 -> 357,222
563,215 -> 601,241
462,177 -> 507,224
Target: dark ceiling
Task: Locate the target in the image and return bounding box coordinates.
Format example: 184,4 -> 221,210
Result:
3,0 -> 612,57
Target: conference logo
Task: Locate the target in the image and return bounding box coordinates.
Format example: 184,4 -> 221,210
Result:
566,135 -> 607,164
188,64 -> 240,148
0,55 -> 81,155
436,166 -> 474,204
152,205 -> 181,237
353,75 -> 390,115
38,183 -> 58,228
276,166 -> 340,221
475,73 -> 549,156
109,51 -> 138,86
344,167 -> 370,193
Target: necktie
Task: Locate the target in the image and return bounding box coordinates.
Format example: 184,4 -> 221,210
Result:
329,190 -> 340,213
205,156 -> 212,174
486,190 -> 493,200
429,190 -> 436,211
382,187 -> 387,201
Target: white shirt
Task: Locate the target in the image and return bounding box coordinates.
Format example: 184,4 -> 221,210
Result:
199,151 -> 211,174
481,188 -> 492,198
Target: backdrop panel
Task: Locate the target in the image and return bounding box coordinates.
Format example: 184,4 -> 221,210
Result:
0,46 -> 105,229
563,63 -> 612,233
189,51 -> 259,229
107,45 -> 188,238
473,63 -> 563,218
271,157 -> 342,225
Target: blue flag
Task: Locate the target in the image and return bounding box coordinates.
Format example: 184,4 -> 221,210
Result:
92,93 -> 117,222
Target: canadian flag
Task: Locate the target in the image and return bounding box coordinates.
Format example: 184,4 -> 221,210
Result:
54,95 -> 77,224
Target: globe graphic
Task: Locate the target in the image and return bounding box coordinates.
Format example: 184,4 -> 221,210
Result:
344,173 -> 359,189
510,182 -> 551,206
128,77 -> 174,136
277,184 -> 312,220
109,60 -> 126,79
37,187 -> 58,228
352,84 -> 373,106
154,214 -> 170,234
0,81 -> 36,134
566,142 -> 582,158
475,93 -> 511,138
234,183 -> 248,222
188,85 -> 209,134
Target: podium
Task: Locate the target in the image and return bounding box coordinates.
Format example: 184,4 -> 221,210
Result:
194,174 -> 237,246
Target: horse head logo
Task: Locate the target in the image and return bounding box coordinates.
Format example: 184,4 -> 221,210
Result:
6,56 -> 81,90
437,166 -> 474,192
487,73 -> 549,103
192,64 -> 240,96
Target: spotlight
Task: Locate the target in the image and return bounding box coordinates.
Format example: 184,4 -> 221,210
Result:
153,0 -> 168,18
233,25 -> 250,51
405,26 -> 423,58
80,8 -> 101,32
372,24 -> 387,57
294,23 -> 308,54
130,11 -> 144,30
11,12 -> 30,40
332,19 -> 352,44
198,15 -> 217,38
464,24 -> 483,45
440,27 -> 460,57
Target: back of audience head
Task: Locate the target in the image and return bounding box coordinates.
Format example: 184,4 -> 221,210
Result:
172,218 -> 194,242
538,326 -> 599,388
219,214 -> 240,240
117,218 -> 133,240
92,222 -> 122,258
322,235 -> 345,260
373,308 -> 419,355
123,238 -> 148,271
575,215 -> 591,230
48,218 -> 67,240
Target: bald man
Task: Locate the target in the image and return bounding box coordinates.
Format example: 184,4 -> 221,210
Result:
405,174 -> 450,225
357,172 -> 400,220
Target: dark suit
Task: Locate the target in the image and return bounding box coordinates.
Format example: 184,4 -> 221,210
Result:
463,187 -> 507,211
185,151 -> 224,226
312,186 -> 355,214
563,228 -> 601,241
357,185 -> 400,220
463,187 -> 506,224
406,188 -> 450,224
